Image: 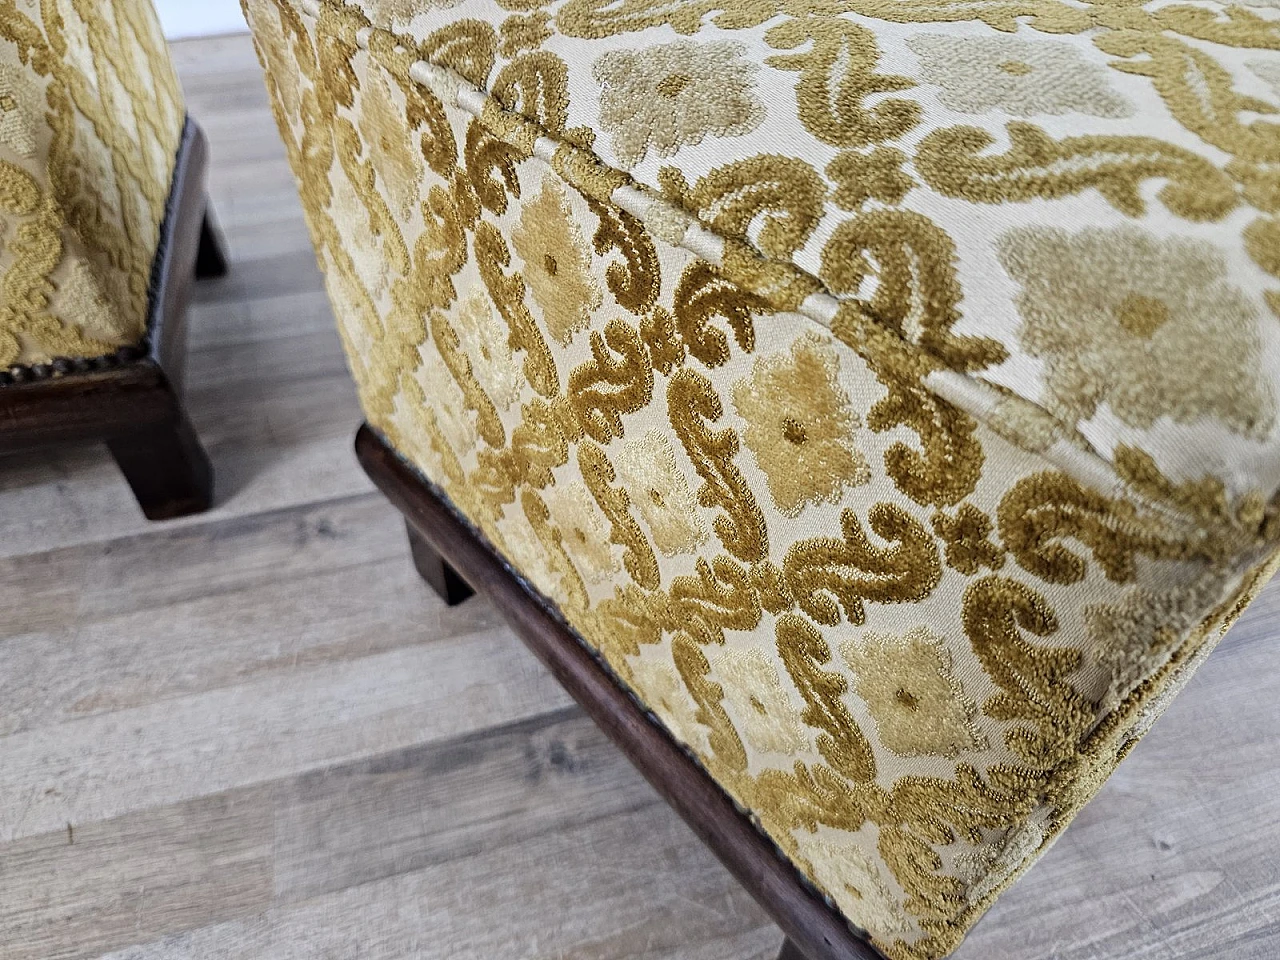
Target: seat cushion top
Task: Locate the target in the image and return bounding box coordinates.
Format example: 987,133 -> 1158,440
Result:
341,0 -> 1280,509
0,0 -> 184,372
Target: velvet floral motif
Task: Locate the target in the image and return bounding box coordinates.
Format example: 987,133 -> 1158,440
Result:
58,262 -> 127,341
329,173 -> 389,298
253,2 -> 300,119
495,511 -> 560,598
593,39 -> 764,169
827,147 -> 914,209
545,482 -> 621,584
955,817 -> 1048,903
418,352 -> 476,466
366,0 -> 459,30
0,63 -> 40,157
732,333 -> 870,517
841,627 -> 987,759
628,656 -> 710,755
931,504 -> 1004,575
1086,575 -> 1226,712
794,832 -> 912,942
999,226 -> 1275,437
456,284 -> 523,411
511,179 -> 601,345
357,67 -> 423,222
613,430 -> 707,556
715,647 -> 806,754
908,34 -> 1131,117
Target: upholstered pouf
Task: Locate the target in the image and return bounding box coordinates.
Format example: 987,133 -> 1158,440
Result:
242,1 -> 1280,956
0,0 -> 226,519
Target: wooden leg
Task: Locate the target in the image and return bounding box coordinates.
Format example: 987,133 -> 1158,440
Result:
195,201 -> 229,279
107,411 -> 213,520
776,938 -> 807,960
405,519 -> 474,605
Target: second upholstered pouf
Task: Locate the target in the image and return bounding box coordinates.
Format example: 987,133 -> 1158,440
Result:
241,1 -> 1280,956
0,0 -> 228,519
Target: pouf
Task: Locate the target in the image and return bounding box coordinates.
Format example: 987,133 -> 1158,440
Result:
241,1 -> 1280,956
0,0 -> 226,520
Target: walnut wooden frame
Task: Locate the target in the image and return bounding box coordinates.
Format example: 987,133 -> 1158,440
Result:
0,117 -> 227,520
355,423 -> 888,960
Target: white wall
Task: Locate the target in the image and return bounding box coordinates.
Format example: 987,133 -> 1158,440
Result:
154,0 -> 247,39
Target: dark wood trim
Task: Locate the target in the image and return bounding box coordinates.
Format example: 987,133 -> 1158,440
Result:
0,365 -> 177,449
147,116 -> 217,394
405,519 -> 475,605
0,117 -> 223,520
355,424 -> 886,960
105,412 -> 213,521
195,207 -> 230,281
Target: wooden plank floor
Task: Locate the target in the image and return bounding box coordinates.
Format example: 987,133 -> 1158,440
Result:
2,32 -> 1279,960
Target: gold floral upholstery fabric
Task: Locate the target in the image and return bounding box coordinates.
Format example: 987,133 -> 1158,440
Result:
242,0 -> 1280,956
0,0 -> 184,368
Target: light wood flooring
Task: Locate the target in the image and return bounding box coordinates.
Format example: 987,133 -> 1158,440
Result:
2,32 -> 1279,960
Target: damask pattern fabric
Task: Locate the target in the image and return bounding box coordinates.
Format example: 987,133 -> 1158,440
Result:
0,0 -> 184,368
241,0 -> 1280,956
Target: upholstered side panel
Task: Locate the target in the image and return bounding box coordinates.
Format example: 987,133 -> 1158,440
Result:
0,0 -> 185,367
243,2 -> 1280,957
